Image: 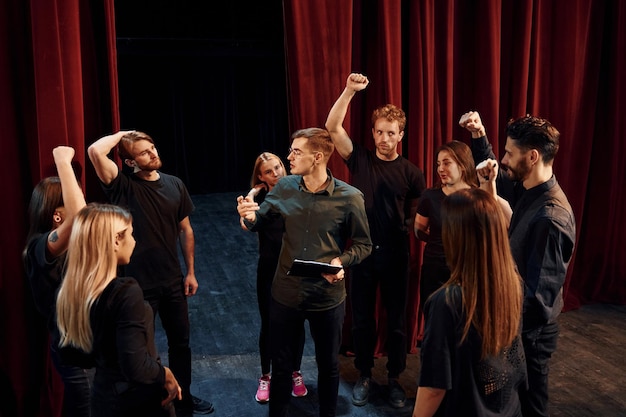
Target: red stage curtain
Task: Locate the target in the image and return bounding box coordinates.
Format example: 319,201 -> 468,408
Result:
283,0 -> 626,357
0,1 -> 118,416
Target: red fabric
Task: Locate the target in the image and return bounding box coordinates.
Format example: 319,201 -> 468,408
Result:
3,1 -> 626,415
0,1 -> 118,416
284,0 -> 626,357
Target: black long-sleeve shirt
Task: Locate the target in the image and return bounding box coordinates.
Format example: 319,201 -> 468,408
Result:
91,277 -> 165,390
471,136 -> 576,326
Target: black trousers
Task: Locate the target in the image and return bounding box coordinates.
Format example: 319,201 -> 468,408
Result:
520,321 -> 559,417
143,280 -> 193,407
257,258 -> 304,375
350,245 -> 409,379
269,299 -> 345,417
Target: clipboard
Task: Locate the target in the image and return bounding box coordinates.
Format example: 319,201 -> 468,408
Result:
287,259 -> 342,278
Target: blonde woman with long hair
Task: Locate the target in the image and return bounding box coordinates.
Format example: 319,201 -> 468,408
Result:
243,152 -> 308,403
56,203 -> 181,417
413,188 -> 526,417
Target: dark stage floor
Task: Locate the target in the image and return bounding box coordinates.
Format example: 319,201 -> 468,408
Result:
154,192 -> 626,417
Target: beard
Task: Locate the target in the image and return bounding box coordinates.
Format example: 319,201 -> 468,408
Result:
137,157 -> 162,171
501,158 -> 530,182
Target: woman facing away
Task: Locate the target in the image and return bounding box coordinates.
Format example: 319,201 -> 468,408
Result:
413,188 -> 526,417
23,146 -> 90,417
56,203 -> 182,417
242,152 -> 308,403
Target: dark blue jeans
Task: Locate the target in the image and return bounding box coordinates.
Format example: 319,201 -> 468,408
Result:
143,280 -> 192,408
350,245 -> 409,378
520,321 -> 559,417
269,299 -> 345,417
50,343 -> 91,417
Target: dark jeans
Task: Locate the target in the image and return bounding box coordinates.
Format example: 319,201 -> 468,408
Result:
520,321 -> 559,417
50,343 -> 91,417
257,258 -> 304,375
269,299 -> 345,417
143,280 -> 192,407
350,244 -> 409,378
92,375 -> 173,417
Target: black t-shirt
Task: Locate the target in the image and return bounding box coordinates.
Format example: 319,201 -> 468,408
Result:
24,232 -> 64,331
101,170 -> 194,289
416,187 -> 446,260
419,286 -> 526,417
346,142 -> 425,247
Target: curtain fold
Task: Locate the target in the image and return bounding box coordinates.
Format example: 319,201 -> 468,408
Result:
284,0 -> 626,357
1,1 -> 118,416
3,0 -> 625,414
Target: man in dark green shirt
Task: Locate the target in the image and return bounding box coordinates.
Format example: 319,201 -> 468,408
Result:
237,127 -> 372,417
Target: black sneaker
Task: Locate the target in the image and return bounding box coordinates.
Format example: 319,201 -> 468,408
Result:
352,376 -> 370,406
191,395 -> 214,414
388,379 -> 406,408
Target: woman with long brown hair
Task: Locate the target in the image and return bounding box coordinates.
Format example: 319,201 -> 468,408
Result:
413,188 -> 526,417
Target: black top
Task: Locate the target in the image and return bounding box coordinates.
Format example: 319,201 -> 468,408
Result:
101,169 -> 194,289
24,232 -> 64,331
346,142 -> 425,247
419,285 -> 526,417
91,277 -> 165,389
416,187 -> 446,260
256,188 -> 284,262
471,136 -> 576,326
508,176 -> 576,327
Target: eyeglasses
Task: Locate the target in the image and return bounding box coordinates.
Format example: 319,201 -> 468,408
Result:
287,147 -> 312,158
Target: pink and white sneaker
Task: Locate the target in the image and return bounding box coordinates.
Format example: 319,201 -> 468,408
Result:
291,371 -> 308,397
255,375 -> 271,403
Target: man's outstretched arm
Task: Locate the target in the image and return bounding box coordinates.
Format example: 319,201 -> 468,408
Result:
325,73 -> 369,160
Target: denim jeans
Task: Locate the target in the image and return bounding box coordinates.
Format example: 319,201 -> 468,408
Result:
520,321 -> 559,417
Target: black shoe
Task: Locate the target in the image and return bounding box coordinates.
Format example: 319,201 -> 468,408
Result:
388,379 -> 406,408
192,395 -> 214,414
352,376 -> 370,406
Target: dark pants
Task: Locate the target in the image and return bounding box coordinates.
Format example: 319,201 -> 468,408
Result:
143,280 -> 193,407
419,257 -> 450,312
257,258 -> 304,375
92,375 -> 173,417
520,322 -> 559,417
350,245 -> 409,379
50,344 -> 91,417
269,299 -> 345,417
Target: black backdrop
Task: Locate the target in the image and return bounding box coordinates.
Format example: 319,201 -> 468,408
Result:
114,1 -> 289,194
